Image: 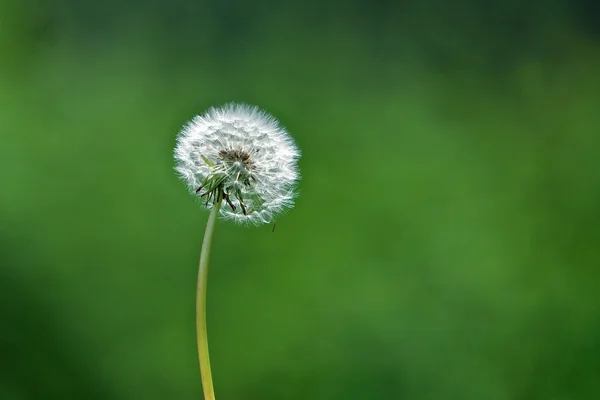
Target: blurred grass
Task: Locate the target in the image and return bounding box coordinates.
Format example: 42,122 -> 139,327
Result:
1,6 -> 600,399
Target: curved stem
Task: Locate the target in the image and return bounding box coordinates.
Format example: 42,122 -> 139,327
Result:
197,197 -> 222,400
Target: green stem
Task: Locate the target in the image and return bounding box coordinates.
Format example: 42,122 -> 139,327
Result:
197,197 -> 222,400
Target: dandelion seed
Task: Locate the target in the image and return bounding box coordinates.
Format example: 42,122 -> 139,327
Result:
175,103 -> 301,226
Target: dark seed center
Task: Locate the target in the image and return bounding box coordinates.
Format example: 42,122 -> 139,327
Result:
218,149 -> 252,167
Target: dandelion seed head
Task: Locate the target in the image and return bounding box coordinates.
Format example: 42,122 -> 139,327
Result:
174,103 -> 301,226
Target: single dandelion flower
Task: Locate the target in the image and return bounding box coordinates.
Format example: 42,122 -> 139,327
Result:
175,102 -> 301,226
174,103 -> 301,400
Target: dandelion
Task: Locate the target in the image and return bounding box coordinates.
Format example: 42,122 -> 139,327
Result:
174,103 -> 301,400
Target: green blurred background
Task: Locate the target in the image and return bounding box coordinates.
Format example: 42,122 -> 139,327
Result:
1,1 -> 600,399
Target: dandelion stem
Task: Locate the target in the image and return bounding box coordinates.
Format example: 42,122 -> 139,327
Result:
196,196 -> 222,400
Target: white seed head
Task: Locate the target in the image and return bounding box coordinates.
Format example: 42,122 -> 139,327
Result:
174,103 -> 301,226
